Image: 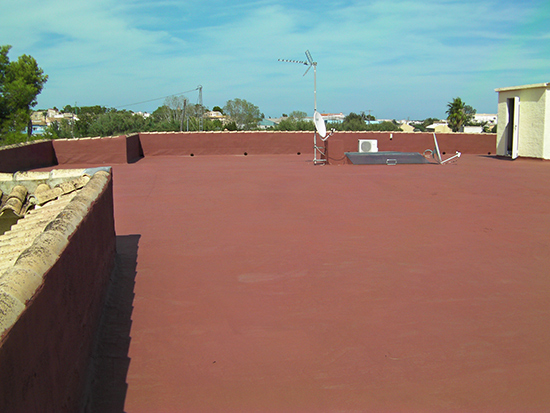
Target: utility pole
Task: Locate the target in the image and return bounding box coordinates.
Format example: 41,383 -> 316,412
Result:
198,85 -> 203,131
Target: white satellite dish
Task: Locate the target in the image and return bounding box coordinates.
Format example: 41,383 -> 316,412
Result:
314,111 -> 326,138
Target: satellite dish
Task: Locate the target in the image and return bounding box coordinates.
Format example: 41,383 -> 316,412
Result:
314,111 -> 326,138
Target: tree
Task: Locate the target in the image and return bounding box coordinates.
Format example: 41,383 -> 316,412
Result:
446,97 -> 475,132
274,116 -> 314,132
464,105 -> 476,125
341,112 -> 367,131
289,110 -> 307,119
0,45 -> 48,142
223,98 -> 261,130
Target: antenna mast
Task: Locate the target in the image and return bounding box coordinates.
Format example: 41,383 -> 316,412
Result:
197,85 -> 203,132
279,50 -> 332,165
278,50 -> 317,113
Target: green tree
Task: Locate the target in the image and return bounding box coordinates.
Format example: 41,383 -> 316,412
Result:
74,105 -> 107,137
464,105 -> 476,125
0,45 -> 48,143
274,116 -> 314,131
223,98 -> 261,130
341,112 -> 367,131
365,120 -> 400,132
289,110 -> 307,119
446,97 -> 476,132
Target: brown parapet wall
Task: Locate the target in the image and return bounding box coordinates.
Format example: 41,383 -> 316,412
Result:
53,136 -> 129,165
325,131 -> 497,165
0,141 -> 57,173
126,133 -> 144,163
0,171 -> 116,412
138,131 -> 496,160
0,131 -> 497,170
139,131 -> 313,157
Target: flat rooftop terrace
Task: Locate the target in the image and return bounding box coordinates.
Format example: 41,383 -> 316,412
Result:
49,154 -> 550,411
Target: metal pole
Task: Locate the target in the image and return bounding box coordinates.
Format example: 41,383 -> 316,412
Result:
313,64 -> 317,113
198,85 -> 203,132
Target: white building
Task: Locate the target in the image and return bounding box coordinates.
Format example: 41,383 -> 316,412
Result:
495,82 -> 550,159
474,113 -> 497,125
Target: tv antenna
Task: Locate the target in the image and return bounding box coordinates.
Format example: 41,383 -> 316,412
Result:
279,50 -> 334,164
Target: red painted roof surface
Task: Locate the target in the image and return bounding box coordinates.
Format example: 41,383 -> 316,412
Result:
84,155 -> 550,411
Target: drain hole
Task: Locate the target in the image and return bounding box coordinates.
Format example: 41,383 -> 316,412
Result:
488,152 -> 491,155
244,152 -> 248,156
297,152 -> 301,155
190,153 -> 194,157
442,151 -> 446,155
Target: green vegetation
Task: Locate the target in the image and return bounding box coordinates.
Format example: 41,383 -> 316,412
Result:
223,98 -> 261,131
41,99 -> 228,140
273,111 -> 315,132
0,45 -> 48,145
335,113 -> 401,132
446,97 -> 476,132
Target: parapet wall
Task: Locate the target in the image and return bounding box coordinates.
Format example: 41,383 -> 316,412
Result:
0,132 -> 496,170
0,171 -> 116,412
52,135 -> 130,165
0,141 -> 57,173
138,131 -> 313,156
325,131 -> 496,164
139,131 -> 496,160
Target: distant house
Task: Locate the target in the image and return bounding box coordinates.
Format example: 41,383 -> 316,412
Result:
426,122 -> 452,133
399,122 -> 415,132
204,111 -> 225,120
258,119 -> 277,129
474,113 -> 497,126
321,113 -> 345,124
463,125 -> 483,133
495,82 -> 550,159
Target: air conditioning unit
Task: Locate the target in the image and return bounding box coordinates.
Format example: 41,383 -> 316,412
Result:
358,139 -> 378,153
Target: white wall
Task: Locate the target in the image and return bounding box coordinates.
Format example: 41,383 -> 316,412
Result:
496,84 -> 549,159
544,90 -> 550,160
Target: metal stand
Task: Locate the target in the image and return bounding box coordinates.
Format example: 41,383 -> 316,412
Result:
313,129 -> 335,165
314,130 -> 327,164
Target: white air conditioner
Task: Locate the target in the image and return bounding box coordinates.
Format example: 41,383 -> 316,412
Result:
358,139 -> 378,153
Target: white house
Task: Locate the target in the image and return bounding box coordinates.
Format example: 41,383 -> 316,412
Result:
495,82 -> 550,159
474,113 -> 497,125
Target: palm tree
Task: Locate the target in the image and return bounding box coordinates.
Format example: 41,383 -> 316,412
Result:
446,97 -> 467,132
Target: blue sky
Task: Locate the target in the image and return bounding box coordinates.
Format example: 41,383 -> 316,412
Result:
2,0 -> 549,119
